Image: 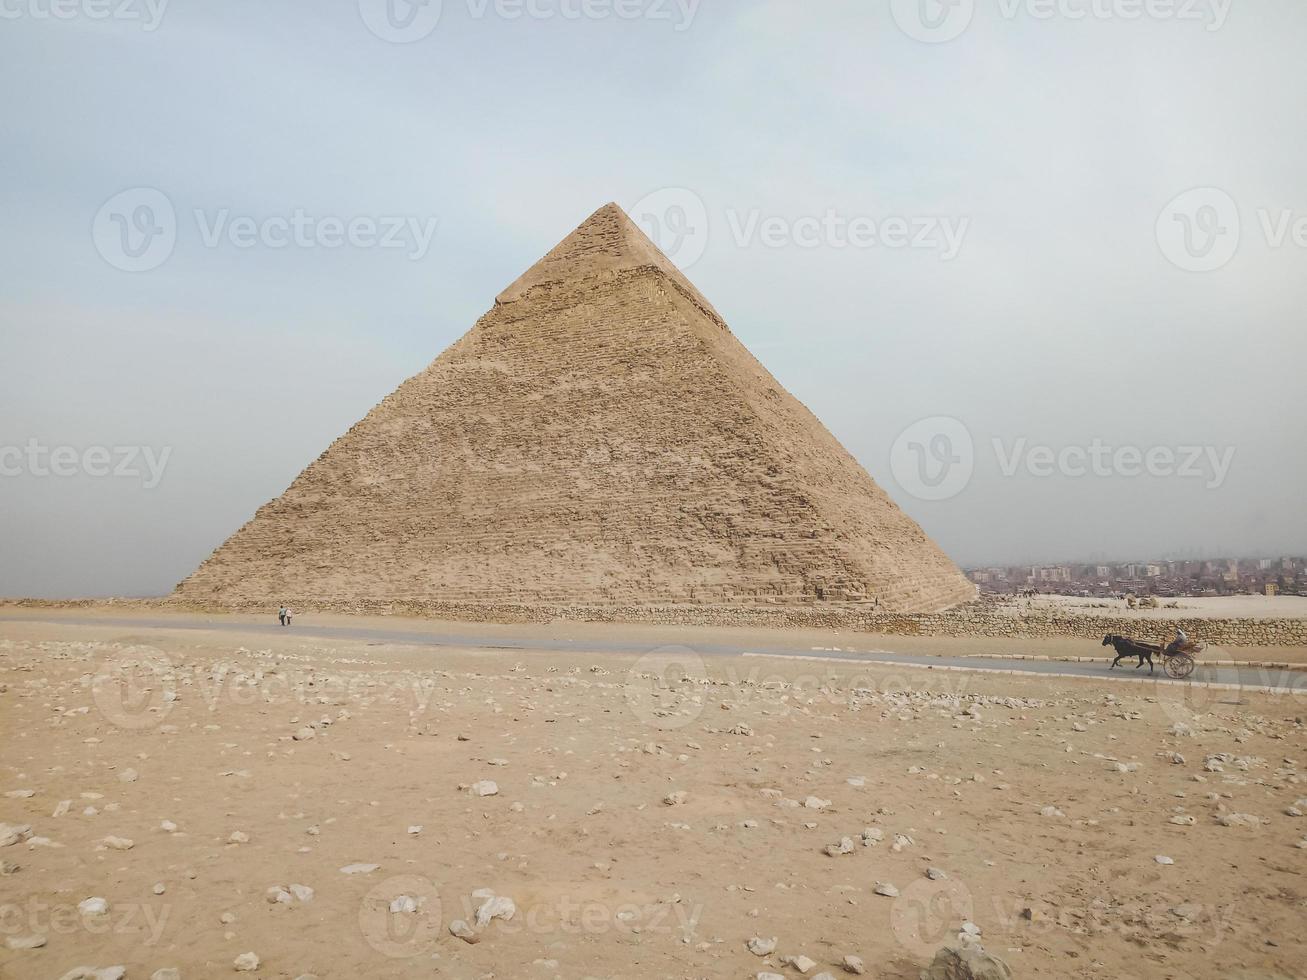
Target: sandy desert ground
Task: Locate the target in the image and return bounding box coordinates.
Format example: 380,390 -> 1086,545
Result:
2,618 -> 1306,980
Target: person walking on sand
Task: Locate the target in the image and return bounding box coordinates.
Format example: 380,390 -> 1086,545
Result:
278,605 -> 286,627
284,606 -> 293,627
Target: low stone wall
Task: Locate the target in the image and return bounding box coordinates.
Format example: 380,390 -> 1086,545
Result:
868,611 -> 1307,647
4,597 -> 1305,647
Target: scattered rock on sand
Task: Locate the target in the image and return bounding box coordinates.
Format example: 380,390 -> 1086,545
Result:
1217,813 -> 1264,828
841,954 -> 866,974
340,863 -> 380,875
824,836 -> 856,857
0,823 -> 33,847
473,891 -> 517,927
873,882 -> 899,897
780,953 -> 817,973
920,944 -> 1013,980
470,780 -> 499,797
449,919 -> 479,944
5,934 -> 47,950
233,952 -> 259,971
746,936 -> 777,955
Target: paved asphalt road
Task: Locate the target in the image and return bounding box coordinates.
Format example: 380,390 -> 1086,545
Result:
5,613 -> 1303,693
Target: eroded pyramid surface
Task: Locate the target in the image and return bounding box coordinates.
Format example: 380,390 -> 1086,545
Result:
175,204 -> 974,613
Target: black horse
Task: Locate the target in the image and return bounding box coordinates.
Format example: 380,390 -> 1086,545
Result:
1103,634 -> 1157,674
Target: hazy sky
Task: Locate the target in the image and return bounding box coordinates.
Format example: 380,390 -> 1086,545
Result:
2,0 -> 1305,598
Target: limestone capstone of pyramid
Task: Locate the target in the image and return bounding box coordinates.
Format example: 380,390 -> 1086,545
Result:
174,203 -> 975,613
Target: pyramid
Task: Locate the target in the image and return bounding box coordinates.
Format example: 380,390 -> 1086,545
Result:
175,204 -> 974,614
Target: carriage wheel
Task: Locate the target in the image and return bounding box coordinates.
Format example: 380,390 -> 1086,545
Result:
1165,654 -> 1196,680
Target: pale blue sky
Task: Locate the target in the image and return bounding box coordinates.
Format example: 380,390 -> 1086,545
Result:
2,0 -> 1305,596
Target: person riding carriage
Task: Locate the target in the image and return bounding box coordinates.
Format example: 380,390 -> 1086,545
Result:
1167,626 -> 1189,654
1104,628 -> 1203,679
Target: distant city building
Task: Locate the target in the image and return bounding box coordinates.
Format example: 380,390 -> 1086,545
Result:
964,555 -> 1306,598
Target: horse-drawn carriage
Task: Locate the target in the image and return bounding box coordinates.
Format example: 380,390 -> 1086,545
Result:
1103,634 -> 1205,679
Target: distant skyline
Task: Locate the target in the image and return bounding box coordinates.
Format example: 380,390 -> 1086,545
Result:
965,553 -> 1306,570
2,1 -> 1305,598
